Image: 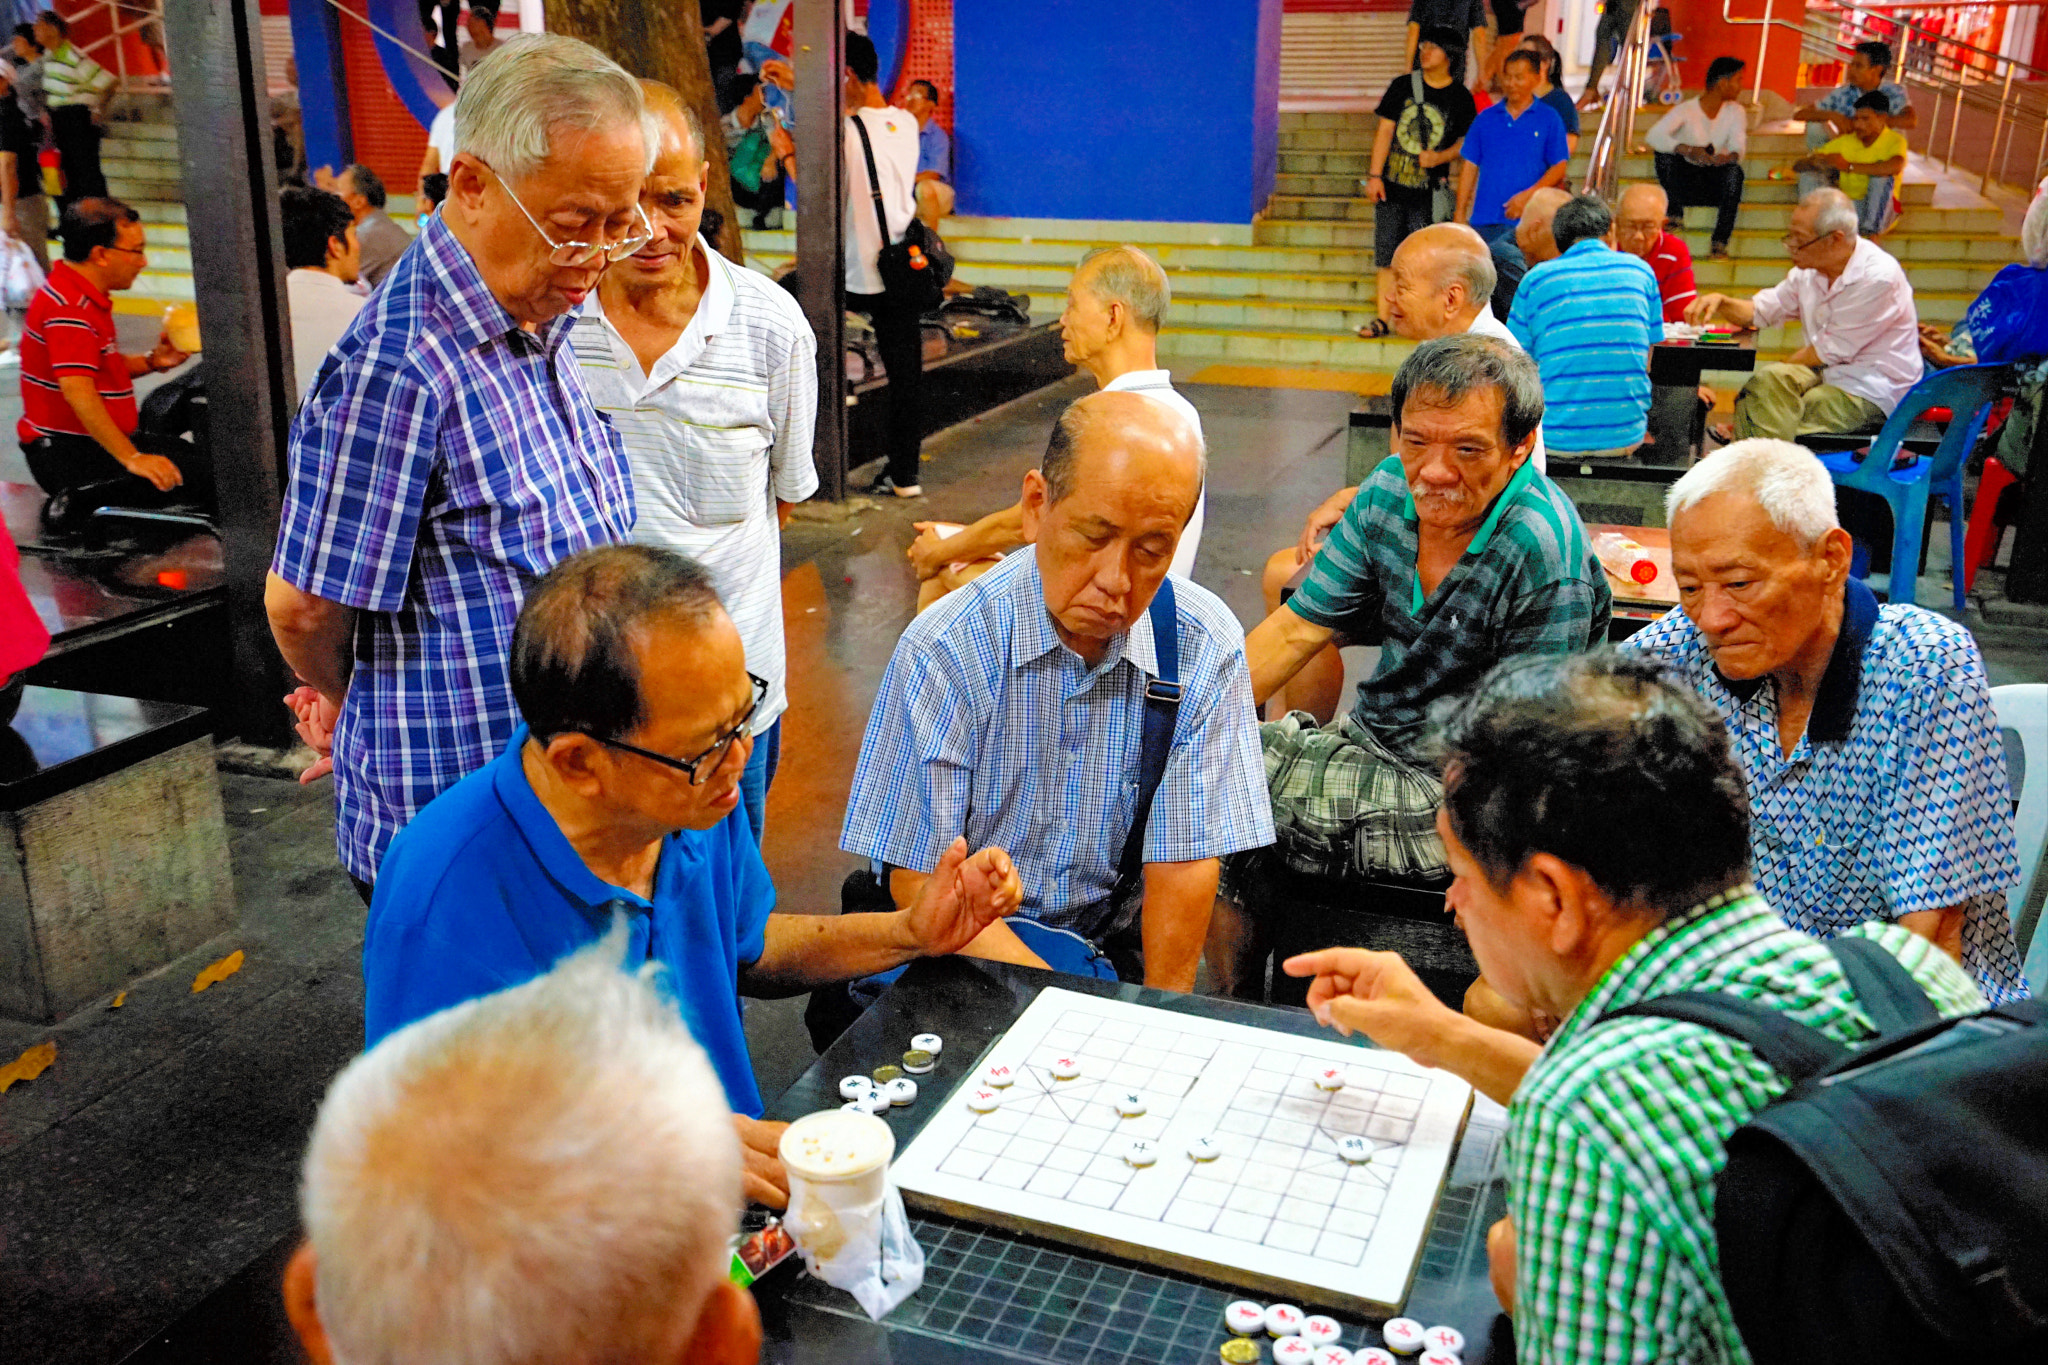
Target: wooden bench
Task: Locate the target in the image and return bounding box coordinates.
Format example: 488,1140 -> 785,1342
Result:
0,686 -> 233,1022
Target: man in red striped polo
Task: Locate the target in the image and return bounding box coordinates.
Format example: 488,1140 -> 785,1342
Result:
18,196 -> 199,527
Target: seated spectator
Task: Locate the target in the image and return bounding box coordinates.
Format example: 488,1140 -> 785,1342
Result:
1508,193 -> 1661,460
1614,182 -> 1698,321
906,246 -> 1206,607
283,940 -> 764,1365
1209,335 -> 1608,1000
1794,40 -> 1916,201
902,78 -> 953,234
1687,189 -> 1918,443
1645,55 -> 1748,259
1488,183 -> 1568,321
1620,440 -> 2028,1004
18,197 -> 200,526
1360,28 -> 1476,340
847,391 -> 1271,993
326,163 -> 411,288
721,73 -> 785,231
1286,648 -> 1984,1360
417,171 -> 447,230
1457,51 -> 1567,247
364,545 -> 1024,1174
1516,34 -> 1579,155
1921,188 -> 2048,476
280,185 -> 365,402
1795,92 -> 1905,235
456,0 -> 500,74
1265,225 -> 1548,723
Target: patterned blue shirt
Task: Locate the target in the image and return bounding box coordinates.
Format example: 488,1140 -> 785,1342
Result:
840,552 -> 1274,940
1508,239 -> 1662,453
1817,80 -> 1910,118
273,214 -> 636,881
1622,579 -> 2029,1004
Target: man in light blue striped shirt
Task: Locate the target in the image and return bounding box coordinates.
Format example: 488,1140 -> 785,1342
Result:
842,392 -> 1273,992
1507,193 -> 1661,458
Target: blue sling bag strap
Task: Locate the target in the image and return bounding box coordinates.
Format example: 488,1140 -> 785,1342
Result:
1111,577 -> 1182,908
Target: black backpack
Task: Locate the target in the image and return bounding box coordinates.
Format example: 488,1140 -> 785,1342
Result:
1604,936 -> 2048,1364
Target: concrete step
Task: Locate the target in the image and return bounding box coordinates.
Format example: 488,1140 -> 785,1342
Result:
103,156 -> 181,183
1270,165 -> 1940,207
1255,215 -> 2014,265
1152,319 -> 1809,367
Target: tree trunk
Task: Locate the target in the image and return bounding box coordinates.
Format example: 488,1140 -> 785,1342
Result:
542,0 -> 746,265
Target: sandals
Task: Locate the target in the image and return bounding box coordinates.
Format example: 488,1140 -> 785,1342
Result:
1357,318 -> 1391,339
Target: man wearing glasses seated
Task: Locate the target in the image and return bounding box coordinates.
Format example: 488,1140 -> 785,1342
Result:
267,35 -> 661,902
365,546 -> 1024,1207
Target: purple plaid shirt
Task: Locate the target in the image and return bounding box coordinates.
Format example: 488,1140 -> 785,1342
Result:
273,215 -> 635,881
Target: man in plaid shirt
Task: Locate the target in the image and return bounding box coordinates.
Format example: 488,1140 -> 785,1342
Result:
1209,335 -> 1608,998
1289,651 -> 1982,1364
266,36 -> 654,892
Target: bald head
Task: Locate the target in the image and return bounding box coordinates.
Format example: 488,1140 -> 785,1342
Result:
1515,187 -> 1572,265
1615,184 -> 1667,261
1043,389 -> 1203,510
1387,223 -> 1497,339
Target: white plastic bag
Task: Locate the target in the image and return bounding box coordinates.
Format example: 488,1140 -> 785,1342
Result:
779,1110 -> 926,1320
790,1178 -> 926,1320
0,236 -> 44,312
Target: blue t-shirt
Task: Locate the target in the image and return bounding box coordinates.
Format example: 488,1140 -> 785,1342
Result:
918,120 -> 952,182
362,727 -> 775,1117
1538,86 -> 1580,138
1461,98 -> 1569,227
1508,238 -> 1662,453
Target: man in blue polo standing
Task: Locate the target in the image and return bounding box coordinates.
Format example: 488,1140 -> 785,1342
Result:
1455,49 -> 1568,248
1508,193 -> 1662,461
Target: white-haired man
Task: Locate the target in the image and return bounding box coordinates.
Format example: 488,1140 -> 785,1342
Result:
1687,188 -> 1918,444
1614,183 -> 1697,322
267,35 -> 656,896
285,936 -> 762,1365
1620,439 -> 2027,1004
905,245 -> 1207,608
570,83 -> 817,844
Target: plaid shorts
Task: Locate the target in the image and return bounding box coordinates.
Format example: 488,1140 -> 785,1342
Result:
1221,710 -> 1448,908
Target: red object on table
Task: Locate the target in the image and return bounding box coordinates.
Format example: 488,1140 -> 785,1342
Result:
0,518 -> 50,680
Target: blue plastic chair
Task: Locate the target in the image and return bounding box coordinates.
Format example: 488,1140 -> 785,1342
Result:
1807,362 -> 2012,611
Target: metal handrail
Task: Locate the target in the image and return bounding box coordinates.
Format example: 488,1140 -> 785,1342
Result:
322,0 -> 461,85
1586,0 -> 1659,202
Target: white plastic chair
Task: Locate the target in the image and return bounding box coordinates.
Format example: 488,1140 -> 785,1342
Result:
1991,684 -> 2048,987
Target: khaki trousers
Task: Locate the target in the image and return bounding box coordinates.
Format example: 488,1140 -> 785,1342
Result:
1735,362 -> 1887,442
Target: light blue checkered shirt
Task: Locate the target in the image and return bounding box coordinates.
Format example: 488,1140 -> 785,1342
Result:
840,552 -> 1274,940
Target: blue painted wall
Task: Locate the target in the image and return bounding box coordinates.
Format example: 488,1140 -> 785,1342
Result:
288,0 -> 349,176
953,0 -> 1281,223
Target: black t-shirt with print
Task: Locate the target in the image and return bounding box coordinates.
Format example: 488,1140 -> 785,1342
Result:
1374,75 -> 1478,203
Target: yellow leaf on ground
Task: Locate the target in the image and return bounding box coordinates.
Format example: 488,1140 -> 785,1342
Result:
0,1041 -> 55,1093
192,949 -> 245,994
110,991 -> 126,1009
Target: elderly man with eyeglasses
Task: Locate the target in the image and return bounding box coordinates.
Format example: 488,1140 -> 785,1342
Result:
365,544 -> 1023,1207
1686,187 -> 1919,444
267,35 -> 662,900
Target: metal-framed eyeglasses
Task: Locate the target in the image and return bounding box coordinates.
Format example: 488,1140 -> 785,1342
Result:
480,161 -> 654,267
1781,228 -> 1840,255
583,673 -> 768,785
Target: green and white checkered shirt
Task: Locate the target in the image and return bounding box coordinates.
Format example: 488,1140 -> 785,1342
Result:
1506,886 -> 1983,1365
1285,454 -> 1610,764
43,41 -> 113,110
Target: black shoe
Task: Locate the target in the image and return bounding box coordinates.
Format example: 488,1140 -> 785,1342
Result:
863,472 -> 923,498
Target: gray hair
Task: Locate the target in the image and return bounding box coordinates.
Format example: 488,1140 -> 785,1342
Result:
1390,334 -> 1546,451
1804,187 -> 1860,241
1075,245 -> 1171,335
302,930 -> 742,1365
1551,193 -> 1613,253
1042,389 -> 1207,509
453,33 -> 655,182
1424,222 -> 1496,306
1665,438 -> 1841,547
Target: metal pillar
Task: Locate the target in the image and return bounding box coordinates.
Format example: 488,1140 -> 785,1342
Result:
163,0 -> 296,747
794,0 -> 847,501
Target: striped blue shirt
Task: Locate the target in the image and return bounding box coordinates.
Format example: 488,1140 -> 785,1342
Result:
1507,239 -> 1662,454
273,214 -> 636,882
840,552 -> 1274,940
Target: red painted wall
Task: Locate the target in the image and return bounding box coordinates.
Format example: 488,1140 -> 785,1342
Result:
1661,0 -> 1807,96
341,15 -> 430,194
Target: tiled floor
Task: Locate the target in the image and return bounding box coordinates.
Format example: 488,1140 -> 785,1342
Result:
1,375 -> 2043,1364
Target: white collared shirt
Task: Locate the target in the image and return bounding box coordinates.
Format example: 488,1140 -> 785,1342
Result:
286,266 -> 367,400
568,237 -> 821,732
1464,304 -> 1548,472
1100,368 -> 1207,579
1644,98 -> 1749,158
1749,237 -> 1920,412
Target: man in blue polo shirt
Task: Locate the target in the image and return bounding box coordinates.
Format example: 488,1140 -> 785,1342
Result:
364,545 -> 1022,1204
1508,193 -> 1661,459
1456,49 -> 1568,247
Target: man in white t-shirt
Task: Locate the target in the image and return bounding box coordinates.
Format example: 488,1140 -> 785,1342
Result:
568,84 -> 818,842
281,184 -> 366,401
419,98 -> 458,200
839,32 -> 924,498
905,245 -> 1208,610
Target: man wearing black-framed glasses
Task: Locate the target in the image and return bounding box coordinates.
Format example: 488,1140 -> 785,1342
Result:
365,544 -> 1024,1209
18,194 -> 201,527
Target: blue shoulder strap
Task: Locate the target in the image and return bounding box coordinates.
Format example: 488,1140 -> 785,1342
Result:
1112,579 -> 1181,908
